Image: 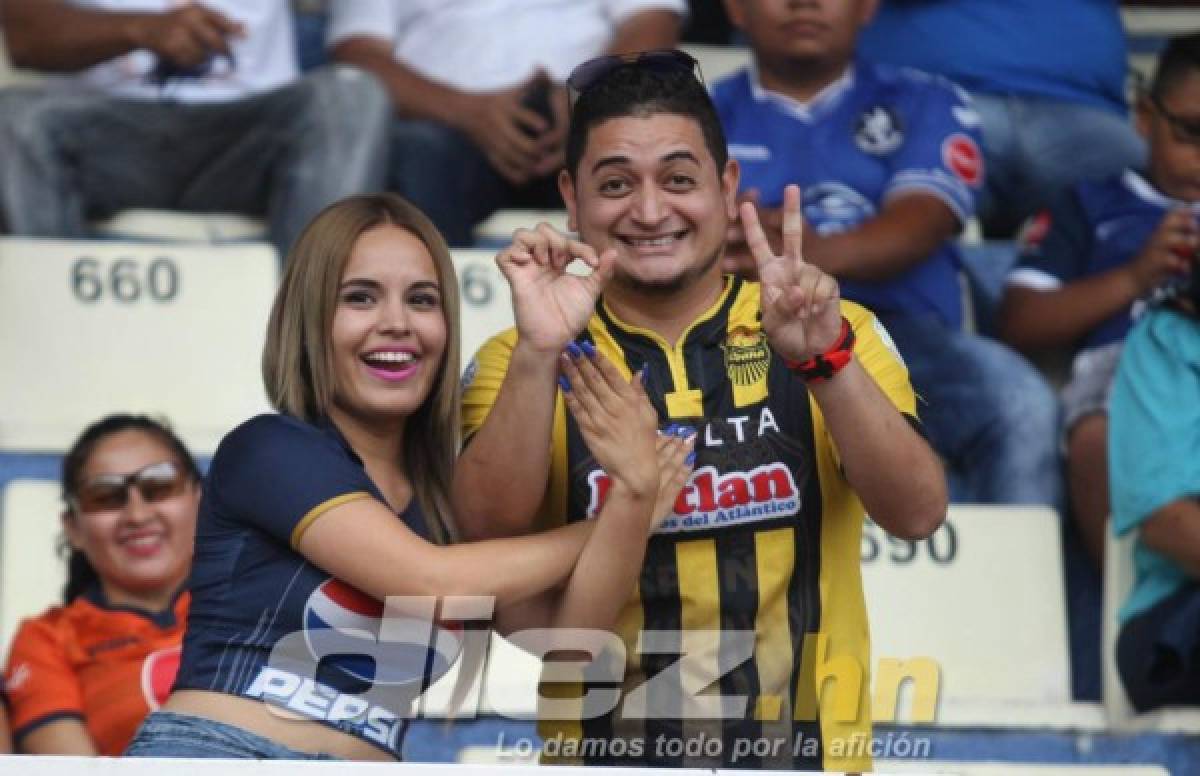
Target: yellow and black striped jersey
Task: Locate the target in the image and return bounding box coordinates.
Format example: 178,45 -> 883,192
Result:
462,276 -> 917,771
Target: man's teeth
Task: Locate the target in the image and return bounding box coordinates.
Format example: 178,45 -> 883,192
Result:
366,352 -> 415,364
630,235 -> 677,247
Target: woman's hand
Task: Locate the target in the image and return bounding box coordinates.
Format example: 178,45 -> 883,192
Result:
559,344 -> 662,500
650,429 -> 695,530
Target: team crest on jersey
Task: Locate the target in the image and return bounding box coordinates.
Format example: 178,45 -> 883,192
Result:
855,105 -> 904,155
722,326 -> 770,388
140,645 -> 181,710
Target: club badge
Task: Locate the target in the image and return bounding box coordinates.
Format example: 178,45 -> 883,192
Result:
722,327 -> 770,388
855,105 -> 904,155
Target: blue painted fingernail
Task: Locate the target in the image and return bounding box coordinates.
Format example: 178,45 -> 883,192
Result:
664,423 -> 680,435
566,343 -> 583,359
580,341 -> 598,358
558,375 -> 571,392
685,452 -> 697,466
675,425 -> 695,438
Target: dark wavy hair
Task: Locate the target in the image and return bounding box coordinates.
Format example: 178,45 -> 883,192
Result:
565,60 -> 729,178
1150,31 -> 1200,100
60,414 -> 200,603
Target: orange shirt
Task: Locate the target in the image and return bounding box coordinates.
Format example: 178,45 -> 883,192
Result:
3,592 -> 187,755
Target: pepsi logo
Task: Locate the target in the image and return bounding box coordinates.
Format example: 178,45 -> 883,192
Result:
942,134 -> 983,188
303,578 -> 463,688
140,645 -> 181,709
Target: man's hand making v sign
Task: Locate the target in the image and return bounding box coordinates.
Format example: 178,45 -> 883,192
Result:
740,184 -> 843,363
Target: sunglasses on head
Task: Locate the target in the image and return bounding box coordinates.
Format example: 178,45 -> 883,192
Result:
72,460 -> 189,514
566,49 -> 703,111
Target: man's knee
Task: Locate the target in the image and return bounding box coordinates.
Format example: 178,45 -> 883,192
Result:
298,65 -> 390,135
0,88 -> 59,149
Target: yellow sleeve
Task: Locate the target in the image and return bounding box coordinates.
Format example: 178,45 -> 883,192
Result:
461,327 -> 519,440
842,300 -> 918,419
459,327 -> 570,529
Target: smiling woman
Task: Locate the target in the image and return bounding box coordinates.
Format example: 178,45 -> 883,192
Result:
2,415 -> 200,756
122,193 -> 694,761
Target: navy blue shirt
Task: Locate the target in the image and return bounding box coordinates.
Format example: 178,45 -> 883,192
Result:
1009,170 -> 1200,351
713,62 -> 983,329
173,414 -> 460,758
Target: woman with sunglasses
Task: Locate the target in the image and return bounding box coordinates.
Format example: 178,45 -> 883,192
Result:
124,193 -> 693,761
2,415 -> 200,755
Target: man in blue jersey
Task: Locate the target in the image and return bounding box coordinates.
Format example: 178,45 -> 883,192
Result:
858,0 -> 1144,238
714,0 -> 1060,508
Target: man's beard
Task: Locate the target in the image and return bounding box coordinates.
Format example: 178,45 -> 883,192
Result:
610,246 -> 723,297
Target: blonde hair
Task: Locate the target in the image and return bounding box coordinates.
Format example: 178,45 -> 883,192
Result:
263,194 -> 460,544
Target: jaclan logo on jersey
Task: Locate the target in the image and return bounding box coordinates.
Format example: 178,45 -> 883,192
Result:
587,462 -> 800,533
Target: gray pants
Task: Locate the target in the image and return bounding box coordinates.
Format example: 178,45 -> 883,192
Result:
0,65 -> 390,258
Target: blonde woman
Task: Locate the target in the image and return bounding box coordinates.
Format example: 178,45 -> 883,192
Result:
125,194 -> 693,760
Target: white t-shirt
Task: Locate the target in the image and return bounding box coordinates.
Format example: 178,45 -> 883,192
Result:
328,0 -> 687,92
60,0 -> 297,102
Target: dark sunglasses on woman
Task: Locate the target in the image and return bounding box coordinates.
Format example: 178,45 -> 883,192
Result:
72,461 -> 189,514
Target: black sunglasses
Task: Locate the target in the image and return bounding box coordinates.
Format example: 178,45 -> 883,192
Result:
566,49 -> 703,110
71,460 -> 189,514
1151,94 -> 1200,146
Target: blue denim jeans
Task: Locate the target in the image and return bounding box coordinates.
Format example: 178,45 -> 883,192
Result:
125,711 -> 342,759
969,92 -> 1146,235
876,312 -> 1063,509
0,65 -> 389,258
388,119 -> 562,247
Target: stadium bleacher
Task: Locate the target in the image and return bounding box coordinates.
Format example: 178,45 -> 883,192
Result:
3,4 -> 1200,772
0,237 -> 276,456
1102,529 -> 1200,735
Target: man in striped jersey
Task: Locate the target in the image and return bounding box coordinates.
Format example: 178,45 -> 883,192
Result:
453,50 -> 946,771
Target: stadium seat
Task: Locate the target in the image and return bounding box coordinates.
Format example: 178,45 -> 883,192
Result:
0,237 -> 277,455
472,210 -> 572,248
681,43 -> 752,84
90,210 -> 269,244
0,480 -> 63,661
862,504 -> 1105,731
451,249 -> 516,365
1121,6 -> 1200,39
1101,525 -> 1200,733
451,247 -> 602,363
